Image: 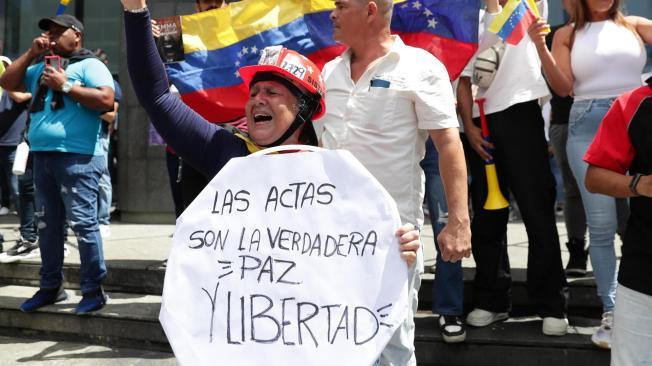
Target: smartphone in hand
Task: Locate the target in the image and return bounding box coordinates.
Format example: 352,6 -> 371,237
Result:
44,55 -> 61,71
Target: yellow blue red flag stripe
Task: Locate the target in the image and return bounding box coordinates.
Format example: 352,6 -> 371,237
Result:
167,0 -> 480,123
488,0 -> 538,45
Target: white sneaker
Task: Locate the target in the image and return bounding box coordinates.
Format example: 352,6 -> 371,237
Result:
542,317 -> 568,336
99,224 -> 111,239
466,308 -> 509,327
0,238 -> 40,263
591,311 -> 612,349
0,206 -> 10,215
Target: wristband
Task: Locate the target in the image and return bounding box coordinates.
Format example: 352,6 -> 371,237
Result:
629,173 -> 643,196
124,6 -> 148,13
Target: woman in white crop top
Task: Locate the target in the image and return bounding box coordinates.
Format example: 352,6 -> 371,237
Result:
528,0 -> 652,358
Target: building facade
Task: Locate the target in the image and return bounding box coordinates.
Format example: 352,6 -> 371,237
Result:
0,0 -> 651,223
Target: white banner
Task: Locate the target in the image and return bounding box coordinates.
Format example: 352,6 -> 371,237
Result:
160,149 -> 408,366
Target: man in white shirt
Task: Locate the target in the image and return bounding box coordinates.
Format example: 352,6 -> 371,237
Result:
314,1 -> 472,364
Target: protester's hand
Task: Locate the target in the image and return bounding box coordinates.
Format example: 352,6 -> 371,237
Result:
396,224 -> 420,268
41,65 -> 68,92
528,18 -> 550,49
151,19 -> 161,38
121,0 -> 147,11
437,220 -> 472,263
464,121 -> 493,162
30,34 -> 54,57
638,175 -> 652,197
483,0 -> 500,13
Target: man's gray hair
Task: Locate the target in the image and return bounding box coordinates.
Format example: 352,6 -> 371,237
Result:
357,0 -> 394,21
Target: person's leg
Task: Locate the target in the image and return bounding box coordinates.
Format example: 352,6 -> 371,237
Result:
566,100 -> 618,313
468,113 -> 512,316
0,147 -> 19,211
380,245 -> 422,366
491,101 -> 568,319
17,164 -> 38,243
180,160 -> 209,209
425,145 -> 463,318
58,154 -> 107,295
611,285 -> 652,365
165,151 -> 184,218
97,133 -> 112,227
549,123 -> 588,274
32,153 -> 66,290
0,152 -> 10,210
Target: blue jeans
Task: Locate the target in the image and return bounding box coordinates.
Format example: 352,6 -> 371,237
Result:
33,152 -> 107,293
97,133 -> 111,225
18,163 -> 38,242
0,146 -> 18,209
567,98 -> 619,312
422,139 -> 463,316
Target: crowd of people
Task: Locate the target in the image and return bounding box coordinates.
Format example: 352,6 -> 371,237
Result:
0,0 -> 650,364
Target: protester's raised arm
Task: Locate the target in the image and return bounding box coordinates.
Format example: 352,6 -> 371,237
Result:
0,35 -> 50,92
122,4 -> 243,177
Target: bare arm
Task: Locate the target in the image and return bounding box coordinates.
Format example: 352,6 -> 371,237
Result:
627,16 -> 652,44
0,34 -> 53,92
8,91 -> 32,104
529,21 -> 574,96
458,76 -> 493,161
586,166 -> 652,198
429,128 -> 472,262
100,101 -> 119,124
41,65 -> 114,111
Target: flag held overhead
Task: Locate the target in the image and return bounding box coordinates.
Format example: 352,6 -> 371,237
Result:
56,0 -> 71,16
488,0 -> 544,45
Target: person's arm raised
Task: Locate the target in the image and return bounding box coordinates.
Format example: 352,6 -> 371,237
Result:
0,34 -> 52,92
121,0 -> 241,177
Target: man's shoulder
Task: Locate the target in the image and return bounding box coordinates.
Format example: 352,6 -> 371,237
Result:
395,44 -> 448,77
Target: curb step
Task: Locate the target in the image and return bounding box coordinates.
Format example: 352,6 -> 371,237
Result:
0,284 -> 169,352
0,285 -> 610,365
0,261 -> 166,295
415,312 -> 610,366
421,268 -> 603,318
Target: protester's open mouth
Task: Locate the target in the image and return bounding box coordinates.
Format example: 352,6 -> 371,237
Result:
253,114 -> 273,123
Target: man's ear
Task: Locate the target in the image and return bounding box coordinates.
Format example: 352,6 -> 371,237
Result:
367,1 -> 378,20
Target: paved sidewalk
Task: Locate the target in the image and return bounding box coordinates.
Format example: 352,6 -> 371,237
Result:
0,336 -> 174,366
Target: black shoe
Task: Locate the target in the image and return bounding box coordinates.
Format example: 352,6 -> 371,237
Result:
20,286 -> 68,312
75,287 -> 108,315
565,238 -> 587,277
439,315 -> 466,343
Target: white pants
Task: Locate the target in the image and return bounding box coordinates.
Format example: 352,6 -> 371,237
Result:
612,284 -> 652,366
379,246 -> 424,366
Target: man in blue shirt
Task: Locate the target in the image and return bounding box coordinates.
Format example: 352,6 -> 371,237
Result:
0,14 -> 115,314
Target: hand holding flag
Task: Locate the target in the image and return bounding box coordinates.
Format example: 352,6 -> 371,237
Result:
488,0 -> 548,45
56,0 -> 71,16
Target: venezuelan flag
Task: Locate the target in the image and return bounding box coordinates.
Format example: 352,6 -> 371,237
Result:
488,0 -> 539,45
391,0 -> 481,81
167,0 -> 480,123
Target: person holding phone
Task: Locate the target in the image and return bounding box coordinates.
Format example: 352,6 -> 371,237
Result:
0,14 -> 115,315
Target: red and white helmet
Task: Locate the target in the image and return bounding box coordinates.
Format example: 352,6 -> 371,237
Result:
239,46 -> 326,120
